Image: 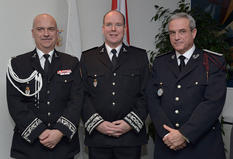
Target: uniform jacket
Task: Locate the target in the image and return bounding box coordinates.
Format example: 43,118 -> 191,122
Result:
7,49 -> 83,159
80,43 -> 149,147
147,48 -> 226,159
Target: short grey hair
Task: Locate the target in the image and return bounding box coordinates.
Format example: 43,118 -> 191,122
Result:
168,12 -> 196,30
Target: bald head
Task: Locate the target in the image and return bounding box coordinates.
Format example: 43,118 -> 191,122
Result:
103,10 -> 125,25
32,13 -> 57,29
32,13 -> 58,53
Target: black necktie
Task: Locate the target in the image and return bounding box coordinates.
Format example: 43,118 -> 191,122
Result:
43,54 -> 50,74
179,55 -> 186,72
111,49 -> 117,68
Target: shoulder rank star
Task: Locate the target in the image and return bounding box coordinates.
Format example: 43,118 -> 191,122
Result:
25,86 -> 30,95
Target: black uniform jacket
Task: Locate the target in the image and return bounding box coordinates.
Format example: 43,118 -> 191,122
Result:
147,48 -> 226,159
7,49 -> 83,159
80,43 -> 149,147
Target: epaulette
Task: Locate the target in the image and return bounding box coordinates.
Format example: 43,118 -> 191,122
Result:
82,47 -> 98,53
155,52 -> 171,58
129,45 -> 145,52
203,49 -> 225,81
203,49 -> 223,56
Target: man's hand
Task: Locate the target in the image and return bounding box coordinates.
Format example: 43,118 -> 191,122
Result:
39,129 -> 50,141
163,124 -> 186,150
96,121 -> 119,136
111,120 -> 132,137
39,129 -> 63,149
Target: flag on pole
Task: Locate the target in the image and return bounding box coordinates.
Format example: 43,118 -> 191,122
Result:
112,0 -> 130,45
65,0 -> 82,58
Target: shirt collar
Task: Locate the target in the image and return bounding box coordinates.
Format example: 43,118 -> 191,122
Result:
36,48 -> 54,60
176,44 -> 195,60
105,43 -> 122,57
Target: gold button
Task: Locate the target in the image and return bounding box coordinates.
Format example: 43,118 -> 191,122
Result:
175,123 -> 180,127
177,85 -> 181,88
195,81 -> 199,85
175,110 -> 179,114
112,92 -> 115,96
47,101 -> 50,105
113,73 -> 117,76
47,90 -> 50,94
112,102 -> 116,106
112,82 -> 115,86
48,112 -> 51,116
64,80 -> 67,83
48,123 -> 51,127
175,97 -> 179,101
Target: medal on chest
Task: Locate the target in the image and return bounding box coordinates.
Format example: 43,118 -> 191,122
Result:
93,79 -> 97,87
25,86 -> 30,95
157,82 -> 164,97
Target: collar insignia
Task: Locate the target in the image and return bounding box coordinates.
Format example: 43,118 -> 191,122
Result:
100,48 -> 104,53
171,55 -> 175,59
32,53 -> 37,58
192,54 -> 199,59
123,47 -> 127,52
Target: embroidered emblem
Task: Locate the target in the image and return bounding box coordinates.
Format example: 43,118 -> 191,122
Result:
192,54 -> 199,59
124,111 -> 143,133
171,55 -> 175,59
57,116 -> 77,139
100,48 -> 104,53
57,69 -> 72,75
123,47 -> 127,52
21,118 -> 42,143
85,113 -> 104,134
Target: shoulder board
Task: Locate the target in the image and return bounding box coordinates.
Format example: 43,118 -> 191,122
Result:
155,52 -> 170,58
82,47 -> 98,53
129,46 -> 145,52
203,49 -> 223,56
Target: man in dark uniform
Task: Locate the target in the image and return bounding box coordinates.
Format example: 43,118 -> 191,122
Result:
147,12 -> 226,159
6,14 -> 83,159
80,10 -> 149,159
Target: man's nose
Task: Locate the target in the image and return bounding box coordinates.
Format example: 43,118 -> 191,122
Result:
111,25 -> 116,31
43,29 -> 49,36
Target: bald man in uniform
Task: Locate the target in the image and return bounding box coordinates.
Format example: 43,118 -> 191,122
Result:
7,14 -> 83,159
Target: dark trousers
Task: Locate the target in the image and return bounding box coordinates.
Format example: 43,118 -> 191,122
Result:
88,146 -> 141,159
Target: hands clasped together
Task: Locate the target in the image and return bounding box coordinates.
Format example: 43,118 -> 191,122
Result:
96,120 -> 132,137
39,129 -> 63,149
163,124 -> 187,151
